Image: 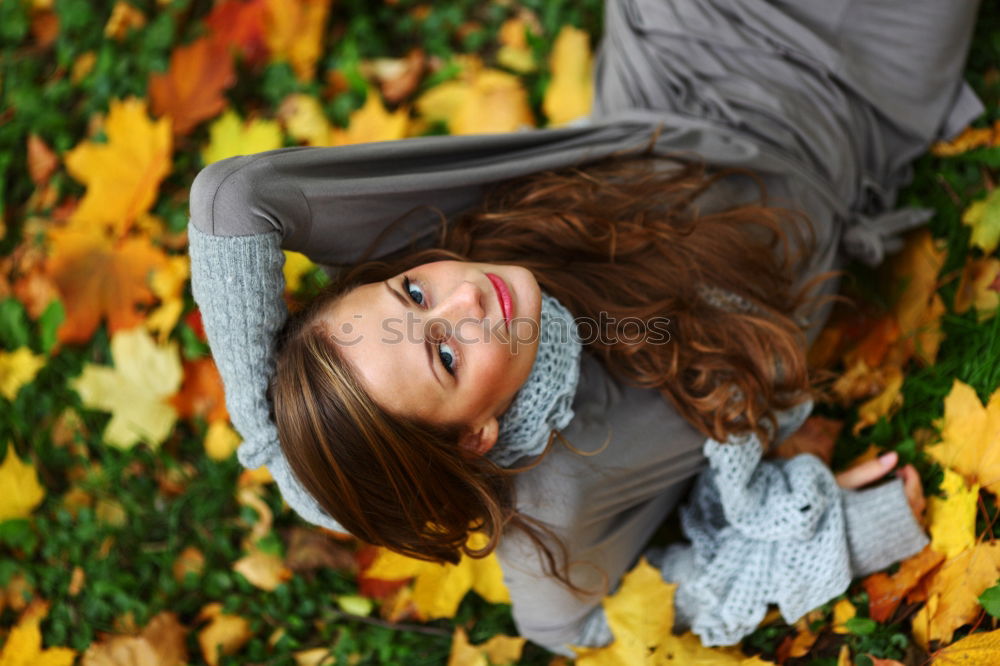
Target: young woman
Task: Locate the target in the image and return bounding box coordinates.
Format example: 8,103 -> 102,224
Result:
188,0 -> 984,656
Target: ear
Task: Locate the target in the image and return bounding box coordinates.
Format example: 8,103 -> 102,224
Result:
459,416 -> 499,456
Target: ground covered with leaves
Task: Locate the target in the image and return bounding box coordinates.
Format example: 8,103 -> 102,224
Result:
2,1 -> 1000,664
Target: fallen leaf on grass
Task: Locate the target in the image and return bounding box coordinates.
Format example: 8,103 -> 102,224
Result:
284,527 -> 356,574
278,94 -> 332,146
925,379 -> 1000,497
927,468 -> 978,558
0,347 -> 45,401
170,357 -> 229,425
911,542 -> 1000,647
448,627 -> 525,666
70,327 -> 182,449
172,545 -> 206,583
63,98 -> 172,236
27,134 -> 58,185
361,48 -> 427,104
363,531 -> 509,620
571,558 -> 774,665
233,545 -> 293,591
932,627 -> 1000,665
0,444 -> 45,521
769,415 -> 842,465
149,37 -> 236,136
962,188 -> 1000,256
204,421 -> 241,460
80,611 -> 188,665
954,256 -> 1000,322
831,599 -> 856,634
205,0 -> 268,66
0,600 -> 75,666
196,603 -> 253,666
103,0 -> 145,40
542,25 -> 594,127
862,545 -> 945,622
885,228 -> 948,367
331,87 -> 410,146
931,121 -> 1000,157
264,0 -> 331,82
853,363 -> 904,435
201,109 -> 283,165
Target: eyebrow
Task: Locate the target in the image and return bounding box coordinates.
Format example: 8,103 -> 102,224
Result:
384,280 -> 443,388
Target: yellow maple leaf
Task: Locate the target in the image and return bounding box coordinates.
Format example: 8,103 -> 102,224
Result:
0,445 -> 45,521
277,93 -> 333,146
852,363 -> 903,436
496,17 -> 537,74
962,188 -> 1000,256
925,379 -> 1000,496
886,229 -> 948,367
954,256 -> 1000,323
63,97 -> 173,236
572,558 -> 774,665
264,0 -> 331,82
201,109 -> 283,166
364,531 -> 509,620
0,608 -> 75,666
448,626 -> 525,666
911,542 -> 1000,648
932,627 -> 1000,665
205,420 -> 242,461
197,604 -> 253,666
831,599 -> 856,634
146,254 -> 190,344
542,25 -> 594,127
926,468 -> 978,559
70,327 -> 182,449
331,87 -> 410,147
415,57 -> 534,135
0,347 -> 45,401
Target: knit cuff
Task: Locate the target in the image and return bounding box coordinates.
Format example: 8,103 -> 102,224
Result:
187,222 -> 287,470
841,478 -> 929,578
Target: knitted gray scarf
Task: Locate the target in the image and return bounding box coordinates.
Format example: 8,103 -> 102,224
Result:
486,290 -> 583,467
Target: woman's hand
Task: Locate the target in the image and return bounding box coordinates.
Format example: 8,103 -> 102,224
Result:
835,451 -> 926,525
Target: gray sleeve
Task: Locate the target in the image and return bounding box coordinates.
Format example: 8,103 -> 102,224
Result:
841,477 -> 929,578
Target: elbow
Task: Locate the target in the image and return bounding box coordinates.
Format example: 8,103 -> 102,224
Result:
189,154 -> 284,238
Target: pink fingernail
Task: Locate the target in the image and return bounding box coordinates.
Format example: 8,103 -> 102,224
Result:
879,452 -> 897,468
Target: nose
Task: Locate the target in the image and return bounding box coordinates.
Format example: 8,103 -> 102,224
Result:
432,280 -> 485,323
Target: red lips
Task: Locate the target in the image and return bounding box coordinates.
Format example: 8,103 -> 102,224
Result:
485,273 -> 512,330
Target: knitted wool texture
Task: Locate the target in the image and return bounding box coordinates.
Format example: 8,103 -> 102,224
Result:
486,291 -> 583,467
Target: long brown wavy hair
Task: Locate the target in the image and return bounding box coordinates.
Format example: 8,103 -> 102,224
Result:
268,152 -> 839,592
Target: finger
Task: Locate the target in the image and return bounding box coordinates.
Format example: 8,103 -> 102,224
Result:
835,451 -> 898,489
899,464 -> 926,521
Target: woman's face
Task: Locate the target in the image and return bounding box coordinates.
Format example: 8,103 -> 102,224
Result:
323,260 -> 542,454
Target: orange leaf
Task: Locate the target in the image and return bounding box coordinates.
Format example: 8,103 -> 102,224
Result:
264,0 -> 332,82
27,134 -> 58,186
862,545 -> 945,622
149,37 -> 236,136
46,226 -> 167,344
769,415 -> 843,465
206,0 -> 268,66
170,357 -> 229,423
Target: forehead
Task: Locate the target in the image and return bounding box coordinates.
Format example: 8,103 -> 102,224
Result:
327,280 -> 442,421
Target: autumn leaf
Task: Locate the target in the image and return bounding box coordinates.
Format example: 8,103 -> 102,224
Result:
63,97 -> 172,236
853,363 -> 904,435
542,25 -> 594,127
831,599 -> 856,634
201,109 -> 283,166
170,357 -> 229,425
886,228 -> 948,367
71,327 -> 182,450
283,250 -> 318,292
205,0 -> 268,66
496,17 -> 538,74
924,379 -> 1000,496
79,611 -> 188,665
45,226 -> 167,344
571,558 -> 774,665
196,603 -> 253,666
926,468 -> 979,558
415,56 -> 534,135
205,421 -> 241,461
27,134 -> 58,185
172,545 -> 206,583
932,628 -> 1000,665
264,0 -> 331,82
954,256 -> 1000,322
0,347 -> 45,401
448,627 -> 525,666
769,415 -> 843,465
361,48 -> 427,105
145,254 -> 189,344
863,546 -> 944,622
0,601 -> 75,666
911,542 -> 1000,647
363,531 -> 509,620
149,37 -> 236,136
0,444 -> 45,521
232,544 -> 293,591
331,87 -> 410,146
931,121 -> 1000,157
278,94 -> 332,146
963,188 -> 1000,256
103,0 -> 145,40
283,527 -> 356,574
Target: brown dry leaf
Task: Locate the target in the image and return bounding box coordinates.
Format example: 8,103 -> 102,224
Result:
830,358 -> 887,405
103,1 -> 145,40
232,545 -> 293,591
196,604 -> 253,666
843,315 -> 900,370
911,541 -> 1000,648
29,9 -> 59,47
27,134 -> 58,185
863,545 -> 944,622
853,363 -> 904,435
954,256 -> 1000,322
72,51 -> 96,83
172,545 -> 206,583
448,626 -> 525,666
283,527 -> 357,574
237,485 -> 273,546
149,37 -> 236,136
924,378 -> 1000,497
46,227 -> 167,344
68,566 -> 85,596
2,571 -> 34,614
264,0 -> 331,82
769,415 -> 843,465
170,357 -> 229,424
292,647 -> 336,666
363,48 -> 427,105
932,628 -> 1000,665
80,611 -> 187,665
776,609 -> 822,660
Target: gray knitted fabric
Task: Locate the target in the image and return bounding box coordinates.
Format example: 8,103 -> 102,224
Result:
486,291 -> 583,467
188,219 -> 930,649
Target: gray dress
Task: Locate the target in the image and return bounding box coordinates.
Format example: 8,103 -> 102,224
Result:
187,0 -> 984,656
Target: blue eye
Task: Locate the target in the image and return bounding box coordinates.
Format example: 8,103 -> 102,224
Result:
403,276 -> 424,305
438,341 -> 456,376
